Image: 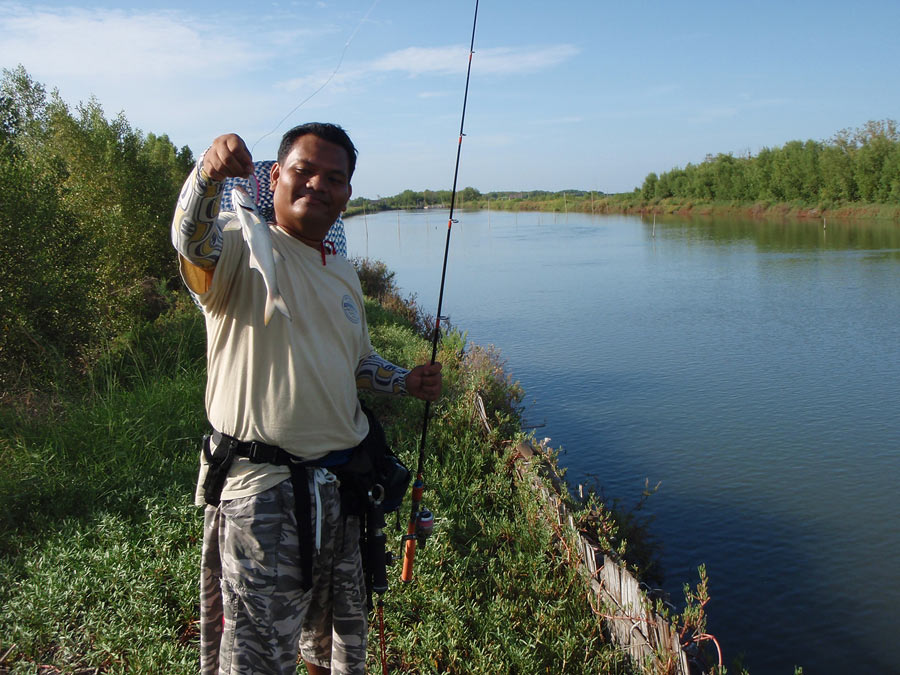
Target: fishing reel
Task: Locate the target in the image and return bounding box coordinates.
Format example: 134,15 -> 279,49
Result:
399,479 -> 436,548
406,508 -> 434,548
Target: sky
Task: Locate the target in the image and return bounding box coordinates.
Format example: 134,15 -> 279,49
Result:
2,0 -> 899,198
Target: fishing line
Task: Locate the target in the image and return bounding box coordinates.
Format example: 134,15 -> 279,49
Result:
249,0 -> 381,155
401,0 -> 479,584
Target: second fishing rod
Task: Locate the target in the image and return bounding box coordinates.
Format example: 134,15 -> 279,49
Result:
401,0 -> 480,584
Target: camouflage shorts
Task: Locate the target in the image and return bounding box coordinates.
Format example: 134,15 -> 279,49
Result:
200,473 -> 367,674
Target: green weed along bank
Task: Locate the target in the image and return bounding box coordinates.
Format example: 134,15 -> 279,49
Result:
0,286 -> 636,674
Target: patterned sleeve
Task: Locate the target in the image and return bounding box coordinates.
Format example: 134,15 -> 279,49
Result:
171,158 -> 225,269
356,351 -> 410,395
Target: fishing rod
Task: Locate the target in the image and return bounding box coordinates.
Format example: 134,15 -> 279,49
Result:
401,0 -> 479,584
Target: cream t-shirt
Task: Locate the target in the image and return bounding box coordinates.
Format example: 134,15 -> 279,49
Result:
190,218 -> 372,504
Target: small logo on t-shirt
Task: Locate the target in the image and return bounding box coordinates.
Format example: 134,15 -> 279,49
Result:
342,295 -> 360,324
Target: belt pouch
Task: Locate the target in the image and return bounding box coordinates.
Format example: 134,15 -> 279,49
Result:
201,434 -> 237,507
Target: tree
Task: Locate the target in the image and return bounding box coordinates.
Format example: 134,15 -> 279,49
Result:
0,67 -> 194,394
641,172 -> 658,200
460,186 -> 481,203
819,144 -> 857,202
854,129 -> 895,201
882,143 -> 900,203
709,153 -> 751,201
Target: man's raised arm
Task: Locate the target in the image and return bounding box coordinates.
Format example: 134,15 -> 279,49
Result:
171,134 -> 254,294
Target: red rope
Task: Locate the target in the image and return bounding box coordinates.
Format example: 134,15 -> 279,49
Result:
690,633 -> 724,669
377,599 -> 389,674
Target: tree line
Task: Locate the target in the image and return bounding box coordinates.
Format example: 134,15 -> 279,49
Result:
350,121 -> 900,213
345,187 -> 608,216
347,186 -> 484,214
640,120 -> 900,205
0,66 -> 194,398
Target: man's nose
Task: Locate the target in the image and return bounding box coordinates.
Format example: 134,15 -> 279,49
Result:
306,173 -> 325,190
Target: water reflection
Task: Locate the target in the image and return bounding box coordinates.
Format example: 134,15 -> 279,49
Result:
647,212 -> 900,251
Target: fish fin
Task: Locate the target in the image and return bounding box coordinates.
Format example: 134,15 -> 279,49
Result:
247,250 -> 264,276
273,294 -> 291,322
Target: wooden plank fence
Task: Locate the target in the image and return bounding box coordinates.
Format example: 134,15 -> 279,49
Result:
473,393 -> 699,674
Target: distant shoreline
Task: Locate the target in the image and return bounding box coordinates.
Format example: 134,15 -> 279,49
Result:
345,196 -> 900,224
597,198 -> 900,224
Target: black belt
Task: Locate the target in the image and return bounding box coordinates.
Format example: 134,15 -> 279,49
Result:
203,432 -> 353,591
210,432 -> 353,467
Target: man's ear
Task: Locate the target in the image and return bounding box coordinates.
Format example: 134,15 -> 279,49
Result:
343,184 -> 352,211
270,162 -> 281,190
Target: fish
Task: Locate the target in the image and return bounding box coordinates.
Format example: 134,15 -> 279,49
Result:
231,185 -> 292,326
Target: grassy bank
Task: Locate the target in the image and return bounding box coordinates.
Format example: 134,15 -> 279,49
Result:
1,265 -> 642,673
593,195 -> 900,223
346,192 -> 900,225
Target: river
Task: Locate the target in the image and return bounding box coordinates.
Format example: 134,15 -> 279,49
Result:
344,208 -> 900,674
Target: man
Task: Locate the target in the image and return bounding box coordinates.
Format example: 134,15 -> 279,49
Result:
171,123 -> 442,674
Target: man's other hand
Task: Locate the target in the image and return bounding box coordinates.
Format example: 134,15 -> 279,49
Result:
406,362 -> 443,401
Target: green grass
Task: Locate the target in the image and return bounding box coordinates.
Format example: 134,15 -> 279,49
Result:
0,273 -> 637,674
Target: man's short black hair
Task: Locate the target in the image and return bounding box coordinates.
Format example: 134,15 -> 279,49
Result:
277,123 -> 357,180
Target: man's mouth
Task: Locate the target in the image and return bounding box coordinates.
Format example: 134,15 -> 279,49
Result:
297,194 -> 329,207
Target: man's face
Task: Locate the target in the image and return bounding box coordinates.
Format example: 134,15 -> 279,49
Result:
270,134 -> 352,242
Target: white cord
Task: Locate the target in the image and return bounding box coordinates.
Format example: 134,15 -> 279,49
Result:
312,468 -> 338,551
250,0 -> 381,154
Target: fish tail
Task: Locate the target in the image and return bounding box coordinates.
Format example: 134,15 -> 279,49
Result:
264,293 -> 291,325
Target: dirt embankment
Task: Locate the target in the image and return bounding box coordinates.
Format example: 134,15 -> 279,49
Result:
614,200 -> 900,223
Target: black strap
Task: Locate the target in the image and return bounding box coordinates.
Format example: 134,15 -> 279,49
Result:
289,463 -> 314,590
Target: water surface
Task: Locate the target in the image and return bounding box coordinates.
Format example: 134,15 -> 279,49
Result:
346,209 -> 900,674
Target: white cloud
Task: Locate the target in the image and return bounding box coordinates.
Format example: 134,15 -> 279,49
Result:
370,44 -> 579,76
0,3 -> 582,172
272,42 -> 579,108
0,5 -> 257,82
0,3 -> 293,152
476,45 -> 580,75
370,45 -> 467,75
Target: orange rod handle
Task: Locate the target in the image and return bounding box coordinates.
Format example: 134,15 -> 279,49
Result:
400,520 -> 417,582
